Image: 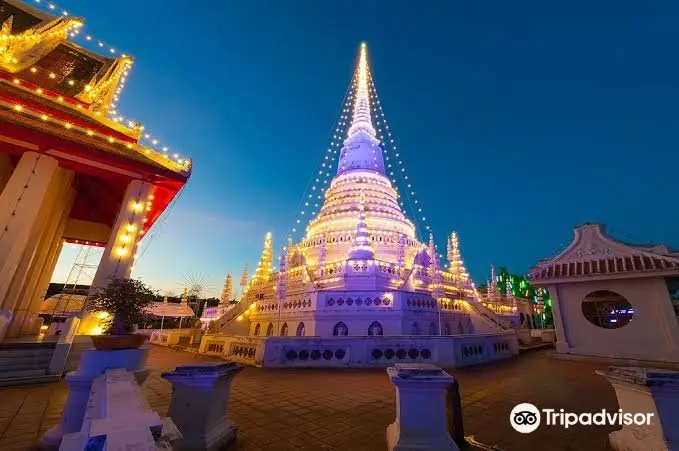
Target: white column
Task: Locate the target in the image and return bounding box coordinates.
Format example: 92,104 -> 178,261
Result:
597,367 -> 679,451
90,179 -> 153,290
78,180 -> 152,335
5,168 -> 74,337
0,153 -> 13,193
547,284 -> 570,353
0,152 -> 59,310
162,362 -> 243,450
386,363 -> 459,451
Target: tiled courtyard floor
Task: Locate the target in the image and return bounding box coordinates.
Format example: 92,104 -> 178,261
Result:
0,346 -> 619,450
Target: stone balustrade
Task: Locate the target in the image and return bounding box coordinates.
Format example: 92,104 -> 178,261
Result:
198,332 -> 517,368
59,369 -> 180,450
149,328 -> 196,347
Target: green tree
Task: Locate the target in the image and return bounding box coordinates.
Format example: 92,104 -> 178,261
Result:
87,278 -> 155,334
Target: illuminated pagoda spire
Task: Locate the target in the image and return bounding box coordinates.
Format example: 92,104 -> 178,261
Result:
348,201 -> 375,260
254,232 -> 273,281
448,231 -> 470,287
277,247 -> 287,301
219,273 -> 233,305
489,264 -> 497,298
429,233 -> 443,299
337,42 -> 385,176
239,262 -> 249,296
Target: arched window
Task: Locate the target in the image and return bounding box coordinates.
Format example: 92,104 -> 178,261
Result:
519,313 -> 526,328
253,323 -> 261,336
280,322 -> 288,336
333,321 -> 348,336
458,321 -> 465,335
444,323 -> 452,336
296,322 -> 305,336
582,290 -> 633,329
368,321 -> 383,336
411,321 -> 420,336
266,323 -> 274,336
429,322 -> 437,336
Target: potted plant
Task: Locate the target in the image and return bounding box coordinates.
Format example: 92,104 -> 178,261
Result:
86,278 -> 155,350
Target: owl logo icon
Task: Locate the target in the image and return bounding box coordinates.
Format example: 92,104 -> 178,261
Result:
510,403 -> 541,433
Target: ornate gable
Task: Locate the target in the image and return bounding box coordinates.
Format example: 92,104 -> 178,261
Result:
529,223 -> 679,283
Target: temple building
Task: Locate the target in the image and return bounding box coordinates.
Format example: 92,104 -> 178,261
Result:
0,0 -> 191,341
529,223 -> 679,363
205,44 -> 512,345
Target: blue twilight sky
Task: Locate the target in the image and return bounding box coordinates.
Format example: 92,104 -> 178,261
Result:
51,0 -> 678,297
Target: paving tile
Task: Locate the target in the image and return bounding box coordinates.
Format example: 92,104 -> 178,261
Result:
0,346 -> 622,451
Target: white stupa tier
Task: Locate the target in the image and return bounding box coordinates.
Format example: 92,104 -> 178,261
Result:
210,43 -> 509,338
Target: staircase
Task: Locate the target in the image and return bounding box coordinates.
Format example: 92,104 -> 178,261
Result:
210,299 -> 253,335
0,342 -> 61,387
467,301 -> 513,331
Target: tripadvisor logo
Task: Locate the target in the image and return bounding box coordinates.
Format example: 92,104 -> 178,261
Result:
510,403 -> 654,433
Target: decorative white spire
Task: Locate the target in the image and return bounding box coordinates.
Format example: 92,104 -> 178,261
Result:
318,232 -> 327,266
489,264 -> 497,297
348,202 -> 375,259
254,232 -> 273,280
277,247 -> 287,301
337,43 -> 385,176
347,43 -> 376,139
428,233 -> 439,272
219,273 -> 233,304
397,233 -> 406,267
239,262 -> 249,296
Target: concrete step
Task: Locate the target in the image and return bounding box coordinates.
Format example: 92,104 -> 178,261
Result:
0,368 -> 47,379
0,360 -> 51,372
0,373 -> 61,388
0,355 -> 52,365
0,348 -> 54,358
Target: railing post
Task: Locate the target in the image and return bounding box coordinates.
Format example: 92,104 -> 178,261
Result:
162,361 -> 243,450
386,363 -> 459,451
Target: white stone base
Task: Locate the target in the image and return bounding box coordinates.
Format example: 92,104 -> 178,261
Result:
387,421 -> 459,451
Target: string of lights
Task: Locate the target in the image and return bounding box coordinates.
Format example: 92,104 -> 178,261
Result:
286,70 -> 360,241
366,71 -> 444,260
27,0 -> 126,57
16,0 -> 191,168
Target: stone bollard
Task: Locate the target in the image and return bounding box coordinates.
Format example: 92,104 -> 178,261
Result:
162,361 -> 243,451
386,363 -> 459,451
41,347 -> 149,449
596,367 -> 679,451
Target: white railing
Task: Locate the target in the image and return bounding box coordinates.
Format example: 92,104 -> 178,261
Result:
149,328 -> 196,347
198,332 -> 517,368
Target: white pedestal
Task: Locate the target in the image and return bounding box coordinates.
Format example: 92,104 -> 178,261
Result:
386,363 -> 459,451
41,347 -> 149,449
162,362 -> 243,451
597,367 -> 679,451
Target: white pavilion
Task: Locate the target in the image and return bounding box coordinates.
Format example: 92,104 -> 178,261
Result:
199,43 -> 517,368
